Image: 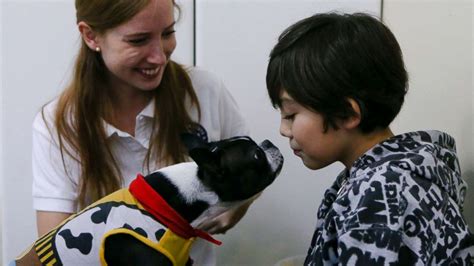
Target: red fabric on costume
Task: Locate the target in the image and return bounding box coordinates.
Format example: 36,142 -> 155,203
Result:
129,174 -> 222,245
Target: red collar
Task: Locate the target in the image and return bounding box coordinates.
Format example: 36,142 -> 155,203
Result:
129,174 -> 222,245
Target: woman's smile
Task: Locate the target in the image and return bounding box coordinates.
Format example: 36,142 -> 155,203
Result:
137,67 -> 161,78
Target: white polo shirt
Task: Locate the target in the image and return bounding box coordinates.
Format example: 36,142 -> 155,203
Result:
32,66 -> 248,265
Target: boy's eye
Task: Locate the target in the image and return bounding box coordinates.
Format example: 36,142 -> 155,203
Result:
282,114 -> 295,120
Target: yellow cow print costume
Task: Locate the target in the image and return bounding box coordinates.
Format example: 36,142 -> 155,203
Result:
15,174 -> 220,266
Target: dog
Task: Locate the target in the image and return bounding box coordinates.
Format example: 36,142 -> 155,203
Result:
15,133 -> 283,266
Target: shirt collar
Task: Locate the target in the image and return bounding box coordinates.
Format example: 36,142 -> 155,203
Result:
103,99 -> 155,138
140,98 -> 155,118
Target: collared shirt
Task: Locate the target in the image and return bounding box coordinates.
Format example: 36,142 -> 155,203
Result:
32,66 -> 248,213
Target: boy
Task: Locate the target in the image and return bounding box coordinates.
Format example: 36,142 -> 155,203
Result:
266,12 -> 473,265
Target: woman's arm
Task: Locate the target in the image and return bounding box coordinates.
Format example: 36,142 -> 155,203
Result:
36,211 -> 72,236
32,107 -> 79,236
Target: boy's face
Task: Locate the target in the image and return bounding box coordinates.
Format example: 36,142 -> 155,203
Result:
278,91 -> 349,170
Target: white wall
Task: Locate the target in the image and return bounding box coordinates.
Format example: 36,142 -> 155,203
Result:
384,0 -> 474,228
0,1 -> 3,263
1,0 -> 473,265
2,2 -> 78,263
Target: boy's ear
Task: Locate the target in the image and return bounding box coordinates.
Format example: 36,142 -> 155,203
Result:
78,21 -> 100,52
342,98 -> 362,130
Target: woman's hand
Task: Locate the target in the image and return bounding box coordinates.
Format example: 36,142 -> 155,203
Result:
196,192 -> 261,234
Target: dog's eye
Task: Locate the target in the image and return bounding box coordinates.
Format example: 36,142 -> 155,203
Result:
254,151 -> 264,161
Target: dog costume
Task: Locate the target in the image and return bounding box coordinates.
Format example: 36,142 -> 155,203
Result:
17,174 -> 220,266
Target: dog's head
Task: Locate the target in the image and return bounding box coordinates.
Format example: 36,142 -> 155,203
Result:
181,133 -> 283,202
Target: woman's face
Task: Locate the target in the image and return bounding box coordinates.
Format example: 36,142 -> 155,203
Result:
96,0 -> 176,94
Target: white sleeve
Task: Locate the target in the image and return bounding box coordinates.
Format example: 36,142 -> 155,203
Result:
32,109 -> 79,213
188,67 -> 249,141
216,77 -> 250,139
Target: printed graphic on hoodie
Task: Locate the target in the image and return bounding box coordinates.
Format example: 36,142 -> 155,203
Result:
305,130 -> 474,265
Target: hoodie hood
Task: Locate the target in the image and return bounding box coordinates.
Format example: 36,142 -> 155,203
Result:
350,130 -> 467,208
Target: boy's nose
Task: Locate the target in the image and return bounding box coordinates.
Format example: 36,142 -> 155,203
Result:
279,121 -> 291,138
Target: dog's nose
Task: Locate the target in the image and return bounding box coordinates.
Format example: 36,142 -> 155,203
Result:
260,139 -> 277,150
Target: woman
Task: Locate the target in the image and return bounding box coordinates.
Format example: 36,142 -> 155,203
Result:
32,0 -> 252,264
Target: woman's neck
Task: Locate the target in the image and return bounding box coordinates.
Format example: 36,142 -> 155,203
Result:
106,82 -> 154,136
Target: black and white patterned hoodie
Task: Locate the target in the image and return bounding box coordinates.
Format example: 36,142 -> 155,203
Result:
305,130 -> 474,265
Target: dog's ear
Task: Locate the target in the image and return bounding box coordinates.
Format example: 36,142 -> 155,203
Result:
188,147 -> 220,175
181,132 -> 207,152
181,132 -> 221,175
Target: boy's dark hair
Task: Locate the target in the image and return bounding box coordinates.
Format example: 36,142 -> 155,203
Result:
266,12 -> 408,133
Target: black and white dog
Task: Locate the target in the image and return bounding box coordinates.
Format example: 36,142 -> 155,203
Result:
15,134 -> 283,266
